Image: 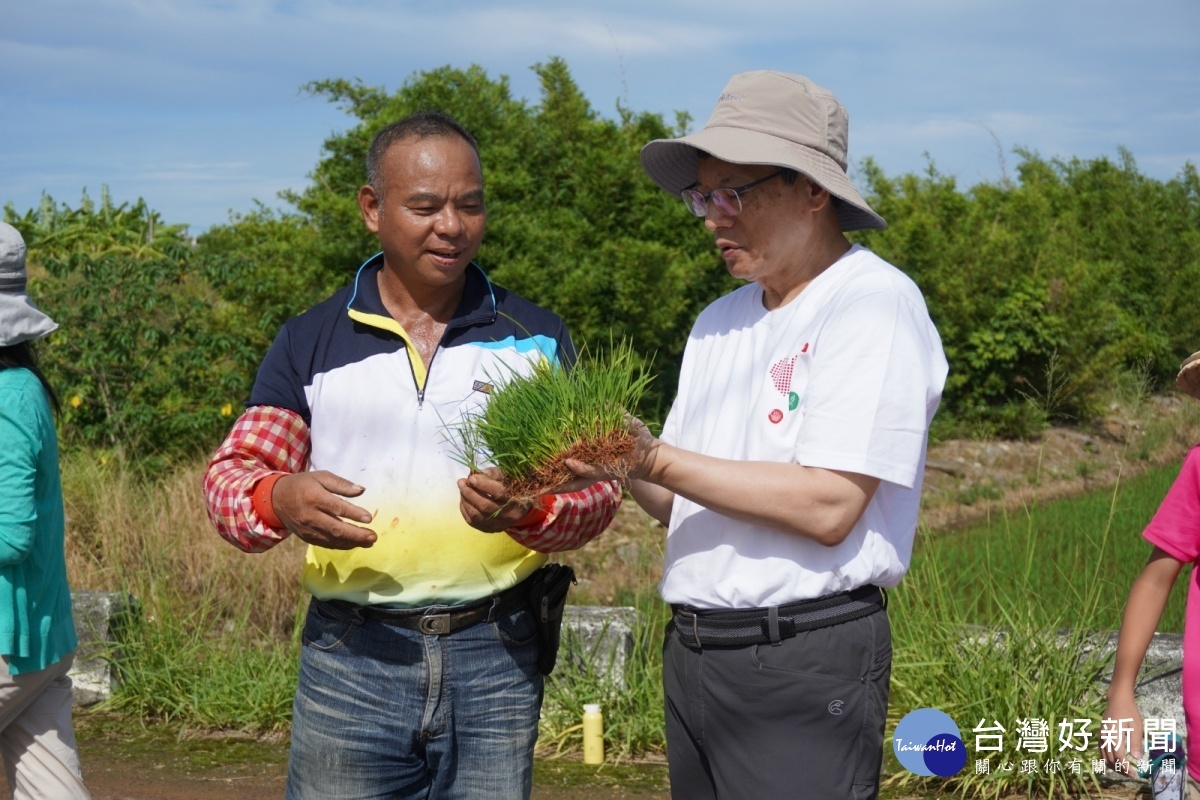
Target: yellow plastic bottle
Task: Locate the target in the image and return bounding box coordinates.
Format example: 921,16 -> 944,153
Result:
582,703 -> 604,765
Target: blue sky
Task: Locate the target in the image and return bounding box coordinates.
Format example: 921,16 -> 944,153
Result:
3,0 -> 1198,234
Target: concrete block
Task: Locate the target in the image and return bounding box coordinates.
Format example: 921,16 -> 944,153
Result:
69,590 -> 139,706
559,606 -> 640,688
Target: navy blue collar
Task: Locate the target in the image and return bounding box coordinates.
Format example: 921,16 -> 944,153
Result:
346,253 -> 497,332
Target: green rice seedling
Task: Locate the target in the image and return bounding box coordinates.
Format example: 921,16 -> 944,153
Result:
886,473 -> 1140,798
919,461 -> 1186,633
455,340 -> 654,499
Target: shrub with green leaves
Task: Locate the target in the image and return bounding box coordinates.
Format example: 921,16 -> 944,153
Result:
455,341 -> 653,498
8,190 -> 262,461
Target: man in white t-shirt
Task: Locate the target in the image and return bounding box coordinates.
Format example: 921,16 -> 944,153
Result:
570,71 -> 947,799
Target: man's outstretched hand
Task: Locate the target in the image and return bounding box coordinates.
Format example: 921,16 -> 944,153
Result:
564,414 -> 660,484
273,471 -> 377,549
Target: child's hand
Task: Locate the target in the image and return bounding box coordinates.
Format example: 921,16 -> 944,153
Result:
1100,695 -> 1144,775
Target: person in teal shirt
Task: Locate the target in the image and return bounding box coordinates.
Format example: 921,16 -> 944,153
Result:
0,221 -> 90,799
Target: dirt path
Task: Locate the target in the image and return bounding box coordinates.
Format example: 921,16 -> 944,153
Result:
1,713 -> 1151,799
20,713 -> 670,800
64,716 -> 288,800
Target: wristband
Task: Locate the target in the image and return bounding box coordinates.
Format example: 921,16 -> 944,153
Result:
513,494 -> 554,528
251,472 -> 287,530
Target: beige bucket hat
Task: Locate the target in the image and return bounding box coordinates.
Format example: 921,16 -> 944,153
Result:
1179,351 -> 1200,401
640,70 -> 886,232
0,222 -> 58,347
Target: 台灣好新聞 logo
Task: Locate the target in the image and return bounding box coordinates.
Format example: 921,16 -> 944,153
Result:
893,708 -> 967,777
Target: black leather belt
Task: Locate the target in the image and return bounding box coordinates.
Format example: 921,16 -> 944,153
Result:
322,578 -> 530,635
672,585 -> 886,648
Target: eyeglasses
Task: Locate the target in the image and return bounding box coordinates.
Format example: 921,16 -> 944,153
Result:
680,169 -> 785,217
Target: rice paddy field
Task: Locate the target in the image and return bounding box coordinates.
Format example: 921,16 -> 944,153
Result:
903,460 -> 1188,633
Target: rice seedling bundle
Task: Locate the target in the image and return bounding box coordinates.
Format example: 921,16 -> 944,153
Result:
456,341 -> 653,499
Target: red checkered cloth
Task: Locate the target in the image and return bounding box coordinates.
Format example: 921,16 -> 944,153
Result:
506,479 -> 623,553
203,405 -> 310,553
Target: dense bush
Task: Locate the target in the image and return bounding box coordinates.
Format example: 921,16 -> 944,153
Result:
5,60 -> 1200,454
854,150 -> 1200,435
7,189 -> 261,459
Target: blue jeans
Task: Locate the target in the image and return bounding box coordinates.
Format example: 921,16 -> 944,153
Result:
286,597 -> 544,800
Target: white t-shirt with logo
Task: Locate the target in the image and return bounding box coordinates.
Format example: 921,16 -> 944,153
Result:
658,244 -> 948,609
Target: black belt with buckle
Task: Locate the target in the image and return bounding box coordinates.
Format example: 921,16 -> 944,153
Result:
324,578 -> 531,636
671,585 -> 886,648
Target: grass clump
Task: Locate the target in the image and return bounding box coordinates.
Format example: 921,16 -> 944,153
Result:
106,586 -> 301,732
887,534 -> 1115,799
538,540 -> 670,763
455,340 -> 653,499
885,468 -> 1166,798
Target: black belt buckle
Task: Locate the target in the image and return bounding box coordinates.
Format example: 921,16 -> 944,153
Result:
418,614 -> 452,635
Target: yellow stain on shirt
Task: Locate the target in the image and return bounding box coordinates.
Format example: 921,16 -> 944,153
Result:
303,501 -> 545,606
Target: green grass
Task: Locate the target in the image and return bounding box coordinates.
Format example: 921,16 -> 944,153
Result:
104,585 -> 302,732
887,544 -> 1115,798
884,460 -> 1189,798
454,339 -> 653,492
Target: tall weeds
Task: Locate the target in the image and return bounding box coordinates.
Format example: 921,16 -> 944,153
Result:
62,453 -> 306,731
62,453 -> 307,636
886,476 -> 1133,798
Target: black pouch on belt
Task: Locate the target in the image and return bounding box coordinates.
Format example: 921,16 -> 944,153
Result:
526,563 -> 577,675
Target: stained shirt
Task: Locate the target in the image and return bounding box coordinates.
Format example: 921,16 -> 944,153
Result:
205,256 -> 620,606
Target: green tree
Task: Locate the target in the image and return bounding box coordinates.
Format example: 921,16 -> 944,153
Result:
10,61 -> 1199,453
7,192 -> 260,459
856,149 -> 1200,436
196,204 -> 331,356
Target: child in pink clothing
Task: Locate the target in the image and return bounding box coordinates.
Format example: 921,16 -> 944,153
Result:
1103,350 -> 1200,798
